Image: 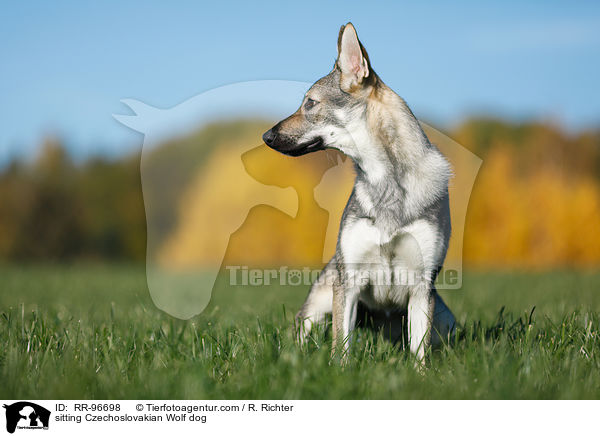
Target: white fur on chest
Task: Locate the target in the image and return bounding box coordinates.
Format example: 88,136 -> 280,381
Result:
340,216 -> 441,309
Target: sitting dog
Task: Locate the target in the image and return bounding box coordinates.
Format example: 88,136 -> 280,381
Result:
263,23 -> 455,361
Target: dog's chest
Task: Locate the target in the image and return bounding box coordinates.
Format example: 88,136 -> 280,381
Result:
339,216 -> 438,308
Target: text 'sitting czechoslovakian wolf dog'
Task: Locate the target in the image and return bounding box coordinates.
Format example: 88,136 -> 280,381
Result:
263,23 -> 456,362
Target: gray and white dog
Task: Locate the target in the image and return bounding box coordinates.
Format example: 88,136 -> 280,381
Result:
263,23 -> 455,361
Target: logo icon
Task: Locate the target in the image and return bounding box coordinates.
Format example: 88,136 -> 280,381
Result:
3,402 -> 50,434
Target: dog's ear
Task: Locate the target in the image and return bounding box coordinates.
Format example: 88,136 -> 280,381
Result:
336,23 -> 370,91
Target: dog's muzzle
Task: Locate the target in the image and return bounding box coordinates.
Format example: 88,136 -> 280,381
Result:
262,128 -> 324,157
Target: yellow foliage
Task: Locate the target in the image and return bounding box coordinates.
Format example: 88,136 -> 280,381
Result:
464,143 -> 600,267
159,126 -> 346,268
158,120 -> 600,269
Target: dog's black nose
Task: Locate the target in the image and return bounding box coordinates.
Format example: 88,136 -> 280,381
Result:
262,129 -> 275,146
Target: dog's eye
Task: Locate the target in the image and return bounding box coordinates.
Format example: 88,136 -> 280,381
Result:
304,98 -> 318,111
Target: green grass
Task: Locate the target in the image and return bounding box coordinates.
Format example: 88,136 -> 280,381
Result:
1,264 -> 600,399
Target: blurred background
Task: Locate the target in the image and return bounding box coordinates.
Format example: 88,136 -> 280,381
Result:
1,1 -> 599,269
3,1 -> 600,400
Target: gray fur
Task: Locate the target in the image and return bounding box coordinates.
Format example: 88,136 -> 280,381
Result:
263,23 -> 456,362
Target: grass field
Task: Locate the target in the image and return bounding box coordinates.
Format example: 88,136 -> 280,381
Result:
1,264 -> 600,399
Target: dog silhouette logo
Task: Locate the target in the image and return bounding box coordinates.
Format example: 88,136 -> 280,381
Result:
3,402 -> 50,433
114,81 -> 481,319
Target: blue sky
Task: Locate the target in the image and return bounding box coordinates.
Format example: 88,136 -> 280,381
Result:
1,1 -> 599,163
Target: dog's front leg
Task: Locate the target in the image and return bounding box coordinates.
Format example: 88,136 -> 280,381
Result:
331,278 -> 359,363
296,260 -> 336,345
296,280 -> 333,345
408,283 -> 435,362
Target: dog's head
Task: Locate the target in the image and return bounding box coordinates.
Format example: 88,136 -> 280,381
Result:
263,23 -> 376,157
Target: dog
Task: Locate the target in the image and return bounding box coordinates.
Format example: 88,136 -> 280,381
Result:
263,23 -> 456,362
